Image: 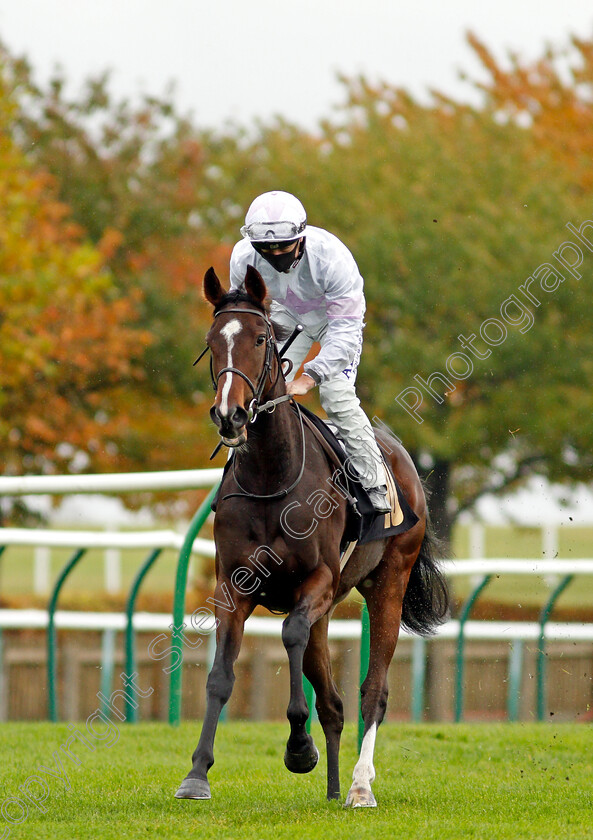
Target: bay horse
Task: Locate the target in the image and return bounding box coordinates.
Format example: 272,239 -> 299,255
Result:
175,265 -> 448,807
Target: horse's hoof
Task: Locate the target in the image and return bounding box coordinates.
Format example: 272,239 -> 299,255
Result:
344,786 -> 377,808
284,744 -> 319,774
174,778 -> 211,800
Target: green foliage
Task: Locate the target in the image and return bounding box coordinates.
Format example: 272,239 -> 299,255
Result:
198,61 -> 593,533
0,45 -> 227,482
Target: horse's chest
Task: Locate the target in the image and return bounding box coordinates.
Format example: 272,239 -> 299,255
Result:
216,525 -> 318,582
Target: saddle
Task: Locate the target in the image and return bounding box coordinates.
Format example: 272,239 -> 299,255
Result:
295,404 -> 418,550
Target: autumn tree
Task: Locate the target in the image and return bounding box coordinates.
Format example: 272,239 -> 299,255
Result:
307,74 -> 592,540
0,67 -> 151,482
465,31 -> 593,191
192,42 -> 593,542
4,32 -> 592,541
1,43 -> 233,472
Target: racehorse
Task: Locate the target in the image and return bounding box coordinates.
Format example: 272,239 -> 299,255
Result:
175,265 -> 448,807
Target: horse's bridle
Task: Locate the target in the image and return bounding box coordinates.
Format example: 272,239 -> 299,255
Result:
201,304 -> 307,500
210,306 -> 278,422
204,305 -> 299,423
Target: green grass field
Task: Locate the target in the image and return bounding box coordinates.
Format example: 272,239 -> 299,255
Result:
1,722 -> 592,839
0,543 -> 189,598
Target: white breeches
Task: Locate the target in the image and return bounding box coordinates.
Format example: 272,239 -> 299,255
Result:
274,312 -> 384,490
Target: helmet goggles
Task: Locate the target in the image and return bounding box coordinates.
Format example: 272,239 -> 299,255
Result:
240,219 -> 306,244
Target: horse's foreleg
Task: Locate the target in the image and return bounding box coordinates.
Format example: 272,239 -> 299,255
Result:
282,564 -> 335,777
345,548 -> 413,808
303,614 -> 344,800
175,582 -> 254,801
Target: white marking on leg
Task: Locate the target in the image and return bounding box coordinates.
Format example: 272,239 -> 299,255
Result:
219,319 -> 242,415
351,722 -> 377,791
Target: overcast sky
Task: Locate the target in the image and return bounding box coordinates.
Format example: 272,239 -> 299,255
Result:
1,1 -> 592,129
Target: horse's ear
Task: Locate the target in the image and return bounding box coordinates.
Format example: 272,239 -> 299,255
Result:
203,267 -> 225,307
244,264 -> 267,305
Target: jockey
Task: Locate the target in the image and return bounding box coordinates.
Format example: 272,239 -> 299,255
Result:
229,190 -> 391,515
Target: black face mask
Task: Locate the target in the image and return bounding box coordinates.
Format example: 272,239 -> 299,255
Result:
256,238 -> 305,273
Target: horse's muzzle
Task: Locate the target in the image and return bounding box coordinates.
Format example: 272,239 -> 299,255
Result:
210,404 -> 249,447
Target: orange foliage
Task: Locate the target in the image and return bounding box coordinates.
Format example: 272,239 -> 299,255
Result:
0,86 -> 152,475
467,31 -> 593,189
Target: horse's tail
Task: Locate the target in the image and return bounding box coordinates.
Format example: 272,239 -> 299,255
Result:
400,516 -> 450,636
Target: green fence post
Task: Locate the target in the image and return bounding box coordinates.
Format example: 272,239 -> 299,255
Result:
47,548 -> 86,722
169,484 -> 220,726
411,637 -> 427,722
0,544 -> 5,600
303,675 -> 316,734
124,548 -> 162,722
99,628 -> 117,717
507,639 -> 524,722
454,574 -> 492,723
536,574 -> 573,721
357,602 -> 371,751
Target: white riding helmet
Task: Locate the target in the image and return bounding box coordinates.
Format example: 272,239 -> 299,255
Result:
241,190 -> 307,244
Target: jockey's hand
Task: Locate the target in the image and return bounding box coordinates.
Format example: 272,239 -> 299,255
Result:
286,373 -> 316,396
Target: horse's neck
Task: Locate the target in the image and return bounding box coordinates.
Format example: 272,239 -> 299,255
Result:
235,382 -> 300,486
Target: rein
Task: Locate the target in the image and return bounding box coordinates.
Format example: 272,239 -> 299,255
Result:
222,403 -> 307,502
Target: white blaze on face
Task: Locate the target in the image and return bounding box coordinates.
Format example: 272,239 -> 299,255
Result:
219,319 -> 242,416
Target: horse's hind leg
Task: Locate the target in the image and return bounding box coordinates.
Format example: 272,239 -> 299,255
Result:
175,581 -> 253,801
303,614 -> 344,800
345,544 -> 413,808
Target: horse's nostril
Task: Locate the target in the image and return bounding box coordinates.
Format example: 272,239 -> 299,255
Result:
231,406 -> 248,428
210,405 -> 221,427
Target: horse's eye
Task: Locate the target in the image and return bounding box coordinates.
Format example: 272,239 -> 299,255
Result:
256,335 -> 266,346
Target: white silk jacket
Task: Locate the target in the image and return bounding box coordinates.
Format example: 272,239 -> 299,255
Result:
229,225 -> 366,384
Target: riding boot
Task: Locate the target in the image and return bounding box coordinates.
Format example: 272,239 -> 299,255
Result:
366,485 -> 391,514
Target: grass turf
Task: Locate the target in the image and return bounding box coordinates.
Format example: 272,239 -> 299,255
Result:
1,721 -> 592,839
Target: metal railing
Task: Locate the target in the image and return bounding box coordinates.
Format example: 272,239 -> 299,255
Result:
1,601 -> 593,731
2,471 -> 593,732
445,558 -> 593,723
0,469 -> 222,722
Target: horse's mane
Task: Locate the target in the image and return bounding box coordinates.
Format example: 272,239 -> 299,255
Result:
213,287 -> 268,316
